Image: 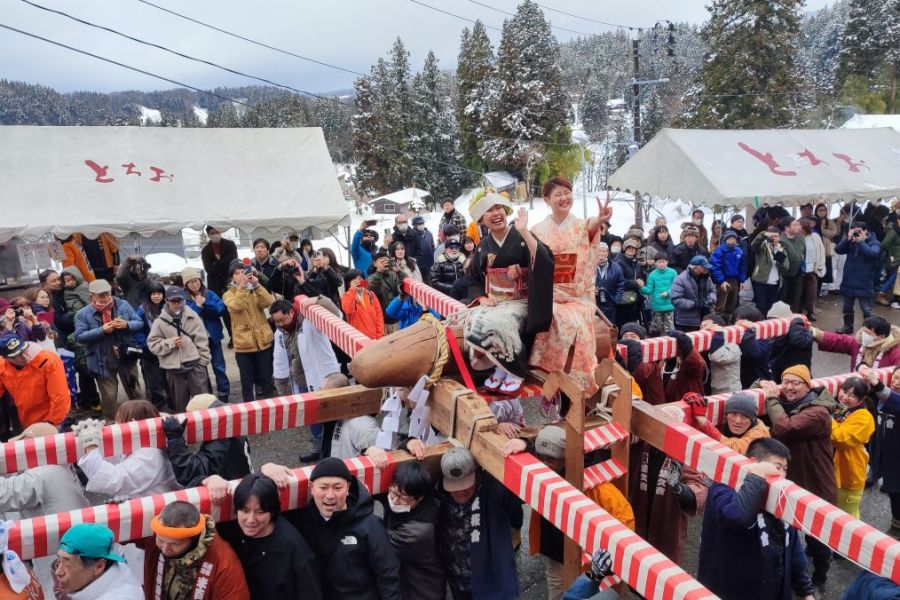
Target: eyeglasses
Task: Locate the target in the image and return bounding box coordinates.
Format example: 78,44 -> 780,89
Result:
387,486 -> 417,505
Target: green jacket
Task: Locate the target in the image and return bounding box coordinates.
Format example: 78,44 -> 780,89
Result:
367,269 -> 406,323
750,234 -> 789,284
640,267 -> 677,312
780,234 -> 805,277
883,227 -> 900,271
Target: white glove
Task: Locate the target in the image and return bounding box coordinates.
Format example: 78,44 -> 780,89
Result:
72,418 -> 105,452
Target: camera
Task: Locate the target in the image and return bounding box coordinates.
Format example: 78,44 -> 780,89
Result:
283,263 -> 301,276
13,307 -> 23,317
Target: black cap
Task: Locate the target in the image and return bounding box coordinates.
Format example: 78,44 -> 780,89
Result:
165,286 -> 185,301
310,457 -> 353,482
619,323 -> 647,340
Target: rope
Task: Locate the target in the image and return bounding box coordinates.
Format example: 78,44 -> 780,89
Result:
420,313 -> 449,387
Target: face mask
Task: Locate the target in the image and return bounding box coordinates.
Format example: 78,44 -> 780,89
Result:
861,332 -> 877,347
415,224 -> 424,231
693,218 -> 702,225
610,245 -> 622,254
209,234 -> 222,243
397,223 -> 409,233
361,239 -> 374,251
388,496 -> 412,513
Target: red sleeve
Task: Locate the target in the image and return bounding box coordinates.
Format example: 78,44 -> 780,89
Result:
818,331 -> 858,356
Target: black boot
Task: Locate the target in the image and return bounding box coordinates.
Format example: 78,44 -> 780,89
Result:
835,312 -> 854,334
299,436 -> 322,463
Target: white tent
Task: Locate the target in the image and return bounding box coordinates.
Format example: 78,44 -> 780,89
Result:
607,127 -> 900,207
0,126 -> 349,243
841,114 -> 900,132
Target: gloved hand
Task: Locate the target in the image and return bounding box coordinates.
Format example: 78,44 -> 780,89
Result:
72,418 -> 104,452
162,416 -> 186,442
618,339 -> 643,373
665,461 -> 683,490
586,549 -> 613,582
668,330 -> 693,358
682,392 -> 708,417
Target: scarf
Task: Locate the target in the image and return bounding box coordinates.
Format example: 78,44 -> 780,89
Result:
155,516 -> 216,600
854,328 -> 899,370
91,297 -> 114,324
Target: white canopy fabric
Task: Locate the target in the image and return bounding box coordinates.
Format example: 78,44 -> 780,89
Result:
841,114 -> 900,132
607,127 -> 900,207
0,126 -> 349,243
372,187 -> 431,204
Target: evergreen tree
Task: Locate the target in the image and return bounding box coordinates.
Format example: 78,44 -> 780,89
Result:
480,0 -> 570,184
352,75 -> 390,195
580,76 -> 609,139
456,21 -> 494,172
837,0 -> 883,86
682,0 -> 804,128
378,38 -> 415,189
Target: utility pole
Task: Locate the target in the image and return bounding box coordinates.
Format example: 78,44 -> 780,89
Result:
632,39 -> 643,229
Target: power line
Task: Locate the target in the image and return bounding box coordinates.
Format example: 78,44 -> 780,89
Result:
467,0 -> 593,36
408,0 -> 501,31
135,0 -> 366,77
533,2 -> 645,31
20,0 -> 348,105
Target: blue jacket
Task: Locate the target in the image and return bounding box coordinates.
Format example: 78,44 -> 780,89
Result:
842,569 -> 900,599
594,260 -> 624,308
414,228 -> 436,275
710,243 -> 746,284
738,328 -> 772,388
698,479 -> 814,600
185,289 -> 226,343
74,298 -> 143,379
351,230 -> 373,277
835,232 -> 881,298
385,296 -> 439,330
670,268 -> 716,327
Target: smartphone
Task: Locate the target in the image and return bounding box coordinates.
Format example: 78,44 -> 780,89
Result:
365,219 -> 378,227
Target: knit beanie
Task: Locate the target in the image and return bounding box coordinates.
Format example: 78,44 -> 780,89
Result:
619,322 -> 647,340
781,364 -> 813,387
766,301 -> 792,319
310,457 -> 354,482
724,392 -> 758,427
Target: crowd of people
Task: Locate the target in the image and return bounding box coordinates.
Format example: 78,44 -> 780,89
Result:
0,189 -> 898,599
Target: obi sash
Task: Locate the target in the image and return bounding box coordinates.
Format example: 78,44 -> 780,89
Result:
487,267 -> 529,301
552,253 -> 577,285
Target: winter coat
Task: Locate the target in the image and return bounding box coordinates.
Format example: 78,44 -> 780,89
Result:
779,234 -> 806,278
61,239 -> 95,283
710,243 -> 746,284
648,239 -> 675,263
430,253 -> 466,295
804,232 -> 827,277
341,289 -> 384,339
293,478 -> 402,600
750,234 -> 789,284
869,384 -> 900,493
832,406 -> 875,492
665,350 -> 707,403
385,295 -> 439,330
307,266 -> 343,307
69,562 -> 143,600
640,267 -> 677,312
386,495 -> 446,600
670,269 -> 716,327
77,447 -> 179,498
723,227 -> 752,274
436,473 -> 523,600
392,227 -> 422,263
766,387 -> 838,503
202,239 -> 239,295
438,209 -> 467,240
709,421 -> 770,456
185,290 -> 226,344
817,326 -> 900,371
250,255 -> 280,282
62,266 -> 92,314
368,269 -> 406,323
633,360 -> 666,406
594,260 -> 624,310
671,242 -> 708,273
217,516 -> 322,600
74,298 -> 143,379
140,518 -> 249,600
769,318 -> 813,383
835,232 -> 881,298
147,307 -> 210,370
116,261 -> 158,309
414,228 -> 436,274
884,225 -> 900,271
50,288 -> 75,339
819,217 -> 840,257
0,464 -> 89,518
708,331 -> 742,394
351,230 -> 374,276
698,477 -> 814,600
738,328 -> 772,388
222,285 -> 275,353
0,350 -> 70,427
841,570 -> 900,600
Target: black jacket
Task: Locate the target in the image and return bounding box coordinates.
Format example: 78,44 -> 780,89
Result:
614,254 -> 645,291
671,242 -> 709,273
769,317 -> 813,382
201,239 -> 239,295
430,253 -> 466,295
218,515 -> 322,600
392,227 -> 421,263
307,266 -> 343,307
385,496 -> 446,600
50,289 -> 75,339
738,328 -> 772,389
166,435 -> 252,489
292,480 -> 401,600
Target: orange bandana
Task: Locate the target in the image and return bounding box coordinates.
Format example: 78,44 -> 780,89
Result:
150,514 -> 206,539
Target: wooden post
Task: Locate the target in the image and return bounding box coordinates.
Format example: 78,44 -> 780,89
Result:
562,377 -> 586,589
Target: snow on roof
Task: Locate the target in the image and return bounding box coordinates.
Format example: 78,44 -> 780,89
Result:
483,171 -> 517,189
840,114 -> 900,132
372,187 -> 431,204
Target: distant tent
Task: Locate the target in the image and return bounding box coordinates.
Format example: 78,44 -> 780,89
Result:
483,171 -> 518,195
840,114 -> 900,133
607,127 -> 900,207
369,188 -> 431,214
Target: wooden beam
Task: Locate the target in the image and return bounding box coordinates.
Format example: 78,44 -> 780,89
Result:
313,385 -> 385,423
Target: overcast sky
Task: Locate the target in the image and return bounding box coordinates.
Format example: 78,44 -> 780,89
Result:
2,0 -> 836,95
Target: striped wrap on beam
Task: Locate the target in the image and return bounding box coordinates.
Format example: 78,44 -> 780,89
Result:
296,294 -> 372,356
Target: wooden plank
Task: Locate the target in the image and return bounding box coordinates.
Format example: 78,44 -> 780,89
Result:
311,385 -> 385,423
609,361 -> 632,498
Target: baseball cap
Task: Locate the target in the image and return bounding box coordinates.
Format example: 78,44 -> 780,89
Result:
441,447 -> 476,492
88,279 -> 111,295
689,255 -> 713,270
535,425 -> 566,459
445,239 -> 462,249
165,286 -> 185,301
0,334 -> 28,358
58,524 -> 125,563
412,215 -> 425,225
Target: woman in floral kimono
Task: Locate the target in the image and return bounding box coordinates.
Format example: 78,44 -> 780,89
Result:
528,176 -> 613,398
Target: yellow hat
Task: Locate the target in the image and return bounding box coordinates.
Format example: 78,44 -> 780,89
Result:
781,364 -> 812,387
468,188 -> 512,223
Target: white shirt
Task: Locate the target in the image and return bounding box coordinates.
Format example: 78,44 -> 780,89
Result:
69,562 -> 144,600
78,448 -> 180,498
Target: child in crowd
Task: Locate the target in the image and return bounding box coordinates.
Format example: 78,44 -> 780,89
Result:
340,269 -> 384,340
61,266 -> 92,314
831,376 -> 875,518
639,253 -> 677,336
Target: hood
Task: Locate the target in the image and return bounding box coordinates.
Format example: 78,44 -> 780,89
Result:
856,326 -> 900,353
784,387 -> 836,415
62,265 -> 86,284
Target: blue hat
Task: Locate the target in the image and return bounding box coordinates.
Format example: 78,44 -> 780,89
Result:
59,524 -> 125,563
723,230 -> 739,242
0,334 -> 28,358
689,255 -> 713,270
411,215 -> 425,225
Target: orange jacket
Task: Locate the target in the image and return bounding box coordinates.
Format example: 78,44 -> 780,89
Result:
466,220 -> 481,245
61,238 -> 95,283
341,289 -> 384,339
0,350 -> 70,427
